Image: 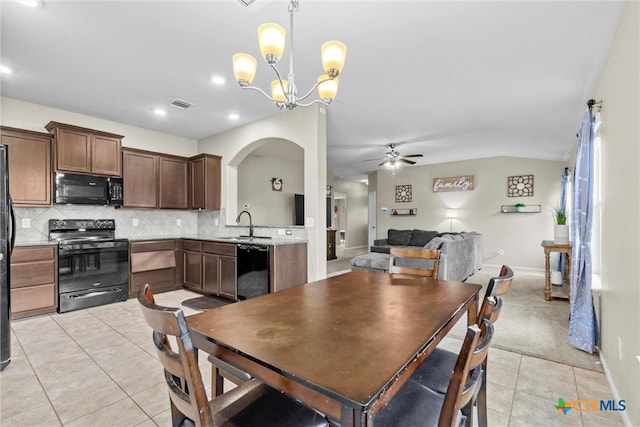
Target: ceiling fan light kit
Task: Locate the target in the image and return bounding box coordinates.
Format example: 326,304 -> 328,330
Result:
232,0 -> 347,110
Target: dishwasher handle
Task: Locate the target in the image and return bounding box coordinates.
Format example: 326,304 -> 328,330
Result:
238,244 -> 269,251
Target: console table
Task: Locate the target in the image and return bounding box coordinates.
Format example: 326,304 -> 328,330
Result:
541,240 -> 572,301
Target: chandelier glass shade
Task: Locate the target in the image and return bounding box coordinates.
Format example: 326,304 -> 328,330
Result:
232,0 -> 346,109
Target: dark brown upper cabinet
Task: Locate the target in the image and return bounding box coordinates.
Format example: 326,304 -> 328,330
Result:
189,153 -> 221,210
0,126 -> 53,206
122,147 -> 189,209
45,121 -> 123,177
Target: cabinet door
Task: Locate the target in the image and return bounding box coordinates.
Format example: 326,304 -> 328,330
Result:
183,250 -> 202,289
219,256 -> 237,300
159,156 -> 189,209
202,252 -> 220,294
122,150 -> 158,208
92,135 -> 122,176
189,154 -> 221,210
55,127 -> 92,173
0,127 -> 52,206
271,243 -> 307,292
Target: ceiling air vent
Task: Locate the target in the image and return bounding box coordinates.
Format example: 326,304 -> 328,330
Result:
170,99 -> 194,110
237,0 -> 256,7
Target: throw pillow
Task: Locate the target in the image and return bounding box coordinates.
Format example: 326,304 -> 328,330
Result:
409,229 -> 439,247
387,229 -> 412,246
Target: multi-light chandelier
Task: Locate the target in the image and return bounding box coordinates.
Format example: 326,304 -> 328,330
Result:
232,0 -> 347,110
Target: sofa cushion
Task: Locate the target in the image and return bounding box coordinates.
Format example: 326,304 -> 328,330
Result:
409,229 -> 438,247
387,229 -> 413,246
350,253 -> 390,271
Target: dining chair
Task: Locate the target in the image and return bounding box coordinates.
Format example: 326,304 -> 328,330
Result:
374,311 -> 495,427
138,284 -> 329,427
408,265 -> 514,427
388,247 -> 440,278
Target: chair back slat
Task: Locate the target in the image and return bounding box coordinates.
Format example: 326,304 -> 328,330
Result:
438,298 -> 496,427
389,248 -> 440,278
478,265 -> 513,325
138,284 -> 214,427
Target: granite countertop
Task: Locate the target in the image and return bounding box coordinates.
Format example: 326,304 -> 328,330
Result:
127,234 -> 307,246
15,238 -> 57,247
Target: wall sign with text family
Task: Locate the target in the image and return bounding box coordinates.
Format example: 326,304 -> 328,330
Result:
432,175 -> 474,192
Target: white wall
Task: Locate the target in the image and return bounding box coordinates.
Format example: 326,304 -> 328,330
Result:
592,2 -> 639,425
372,156 -> 568,269
198,104 -> 327,281
237,146 -> 304,226
0,97 -> 198,156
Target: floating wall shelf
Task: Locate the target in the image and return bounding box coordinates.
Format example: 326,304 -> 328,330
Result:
390,208 -> 418,216
501,204 -> 541,213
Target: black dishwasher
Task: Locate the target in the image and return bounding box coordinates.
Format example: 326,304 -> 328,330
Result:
236,244 -> 270,300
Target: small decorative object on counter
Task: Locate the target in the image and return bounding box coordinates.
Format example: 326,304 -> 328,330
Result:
515,203 -> 525,212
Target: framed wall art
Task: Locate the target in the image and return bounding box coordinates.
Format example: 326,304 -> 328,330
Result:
507,174 -> 534,197
395,185 -> 412,202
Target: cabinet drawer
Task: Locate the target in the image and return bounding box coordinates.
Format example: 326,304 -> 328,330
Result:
11,246 -> 56,263
183,240 -> 202,252
131,240 -> 175,253
131,250 -> 176,273
203,242 -> 236,256
11,259 -> 56,288
11,283 -> 56,314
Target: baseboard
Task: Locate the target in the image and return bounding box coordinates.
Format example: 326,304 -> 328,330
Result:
599,351 -> 634,426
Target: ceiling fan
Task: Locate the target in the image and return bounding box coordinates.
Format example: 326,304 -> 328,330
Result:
365,144 -> 424,167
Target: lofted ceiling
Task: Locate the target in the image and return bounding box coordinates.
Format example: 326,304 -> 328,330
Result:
0,0 -> 624,181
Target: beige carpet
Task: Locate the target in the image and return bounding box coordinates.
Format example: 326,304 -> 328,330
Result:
450,266 -> 602,371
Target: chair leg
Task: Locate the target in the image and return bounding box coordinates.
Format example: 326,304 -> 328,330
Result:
170,400 -> 187,427
477,358 -> 488,427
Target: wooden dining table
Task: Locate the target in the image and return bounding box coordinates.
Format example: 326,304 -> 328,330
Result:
187,269 -> 481,426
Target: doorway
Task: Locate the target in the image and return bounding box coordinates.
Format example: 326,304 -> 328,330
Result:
333,192 -> 347,247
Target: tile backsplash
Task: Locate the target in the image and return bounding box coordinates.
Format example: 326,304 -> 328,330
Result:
14,206 -> 307,243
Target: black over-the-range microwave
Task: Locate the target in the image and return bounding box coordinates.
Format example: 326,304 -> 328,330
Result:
54,172 -> 123,206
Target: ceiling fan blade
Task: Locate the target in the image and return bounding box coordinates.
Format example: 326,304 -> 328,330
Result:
399,158 -> 416,165
402,154 -> 424,158
362,158 -> 383,162
378,160 -> 389,167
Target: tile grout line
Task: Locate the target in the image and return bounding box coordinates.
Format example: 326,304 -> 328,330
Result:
506,352 -> 523,427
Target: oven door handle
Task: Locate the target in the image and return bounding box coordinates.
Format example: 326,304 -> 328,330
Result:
67,288 -> 123,299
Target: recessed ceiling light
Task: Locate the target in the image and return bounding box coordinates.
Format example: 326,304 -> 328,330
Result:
228,113 -> 240,120
0,65 -> 13,74
16,0 -> 44,8
153,108 -> 167,116
211,75 -> 226,85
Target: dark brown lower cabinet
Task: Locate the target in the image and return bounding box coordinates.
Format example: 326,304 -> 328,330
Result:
10,246 -> 58,319
129,240 -> 179,297
202,242 -> 237,300
182,240 -> 203,290
271,243 -> 307,293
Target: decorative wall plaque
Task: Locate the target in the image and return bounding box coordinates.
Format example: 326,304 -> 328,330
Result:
395,185 -> 412,202
507,175 -> 534,197
432,176 -> 474,193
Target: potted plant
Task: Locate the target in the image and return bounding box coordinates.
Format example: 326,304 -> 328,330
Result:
553,206 -> 569,244
515,203 -> 525,212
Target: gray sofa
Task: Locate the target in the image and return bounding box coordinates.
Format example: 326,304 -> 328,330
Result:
351,229 -> 483,282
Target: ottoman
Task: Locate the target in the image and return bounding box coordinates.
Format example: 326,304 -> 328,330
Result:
350,253 -> 390,273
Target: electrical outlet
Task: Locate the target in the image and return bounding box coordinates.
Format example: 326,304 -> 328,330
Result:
285,229 -> 293,235
497,249 -> 504,256
21,218 -> 31,228
132,218 -> 139,227
214,218 -> 219,226
617,336 -> 623,360
176,219 -> 181,226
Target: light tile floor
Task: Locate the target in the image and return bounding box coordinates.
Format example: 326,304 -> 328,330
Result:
1,288 -> 624,426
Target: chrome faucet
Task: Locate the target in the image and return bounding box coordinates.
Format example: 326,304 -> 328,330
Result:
236,210 -> 253,238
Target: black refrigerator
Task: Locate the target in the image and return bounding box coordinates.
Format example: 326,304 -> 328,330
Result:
1,144 -> 16,371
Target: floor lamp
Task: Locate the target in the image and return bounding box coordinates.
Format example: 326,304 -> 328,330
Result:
446,209 -> 458,232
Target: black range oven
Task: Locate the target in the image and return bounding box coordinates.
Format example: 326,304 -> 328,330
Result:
49,219 -> 128,313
